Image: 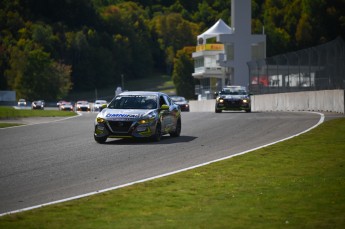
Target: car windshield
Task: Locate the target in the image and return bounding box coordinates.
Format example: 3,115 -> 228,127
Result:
108,95 -> 158,109
171,97 -> 186,102
220,87 -> 247,95
95,100 -> 107,104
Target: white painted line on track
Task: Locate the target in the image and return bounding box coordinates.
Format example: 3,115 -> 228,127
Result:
0,112 -> 325,217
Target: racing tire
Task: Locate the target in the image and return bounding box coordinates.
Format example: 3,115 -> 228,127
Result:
151,122 -> 162,142
215,108 -> 222,113
170,118 -> 181,137
94,135 -> 107,144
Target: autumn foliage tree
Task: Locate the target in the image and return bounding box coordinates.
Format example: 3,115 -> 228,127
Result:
0,0 -> 344,98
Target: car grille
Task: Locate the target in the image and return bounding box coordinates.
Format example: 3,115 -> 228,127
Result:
107,121 -> 133,133
223,99 -> 242,108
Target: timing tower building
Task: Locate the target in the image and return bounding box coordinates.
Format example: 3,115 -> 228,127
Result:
192,0 -> 266,99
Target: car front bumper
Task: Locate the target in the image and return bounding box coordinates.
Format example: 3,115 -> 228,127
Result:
94,120 -> 157,139
216,99 -> 250,111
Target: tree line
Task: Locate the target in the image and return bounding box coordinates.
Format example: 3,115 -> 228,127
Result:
0,0 -> 344,100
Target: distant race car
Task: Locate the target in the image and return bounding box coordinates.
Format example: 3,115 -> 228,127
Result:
93,100 -> 108,112
17,99 -> 26,107
56,100 -> 66,107
75,101 -> 90,111
94,91 -> 181,143
170,96 -> 190,112
215,86 -> 251,113
31,100 -> 44,110
59,102 -> 74,111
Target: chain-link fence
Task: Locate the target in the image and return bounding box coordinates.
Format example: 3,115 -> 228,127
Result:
248,37 -> 345,94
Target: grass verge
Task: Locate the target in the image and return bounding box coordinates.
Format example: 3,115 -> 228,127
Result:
0,123 -> 24,128
0,107 -> 77,128
0,107 -> 76,119
0,118 -> 344,228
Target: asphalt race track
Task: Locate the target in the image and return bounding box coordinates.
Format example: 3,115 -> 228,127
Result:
0,111 -> 322,214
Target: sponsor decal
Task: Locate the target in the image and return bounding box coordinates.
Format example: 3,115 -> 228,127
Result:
106,113 -> 139,118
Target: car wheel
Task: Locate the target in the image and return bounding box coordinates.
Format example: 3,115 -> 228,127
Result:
94,135 -> 107,144
245,109 -> 251,113
215,107 -> 222,113
151,122 -> 162,142
170,118 -> 181,137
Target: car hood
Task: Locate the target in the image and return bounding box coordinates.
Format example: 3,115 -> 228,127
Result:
100,108 -> 156,120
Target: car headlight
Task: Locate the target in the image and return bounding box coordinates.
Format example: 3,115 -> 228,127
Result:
96,117 -> 106,123
138,111 -> 157,124
242,99 -> 249,103
138,117 -> 155,124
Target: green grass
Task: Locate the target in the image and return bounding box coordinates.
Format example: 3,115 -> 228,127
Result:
1,118 -> 344,228
0,107 -> 76,119
0,107 -> 77,128
0,123 -> 24,128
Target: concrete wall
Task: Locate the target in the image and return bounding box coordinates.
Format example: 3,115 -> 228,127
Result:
251,90 -> 344,114
189,99 -> 216,112
189,90 -> 345,114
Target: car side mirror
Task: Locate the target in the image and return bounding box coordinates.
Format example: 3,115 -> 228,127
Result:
161,104 -> 169,110
102,104 -> 107,108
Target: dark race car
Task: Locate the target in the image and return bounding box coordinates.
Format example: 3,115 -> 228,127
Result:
94,91 -> 182,143
31,100 -> 44,110
215,86 -> 251,113
170,96 -> 190,112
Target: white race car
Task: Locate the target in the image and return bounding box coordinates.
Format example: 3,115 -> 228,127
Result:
93,100 -> 108,112
94,91 -> 182,143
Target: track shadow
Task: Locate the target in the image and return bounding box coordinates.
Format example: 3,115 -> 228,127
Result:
103,135 -> 197,145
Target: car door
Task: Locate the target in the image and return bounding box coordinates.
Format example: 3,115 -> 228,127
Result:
158,95 -> 172,132
161,95 -> 180,132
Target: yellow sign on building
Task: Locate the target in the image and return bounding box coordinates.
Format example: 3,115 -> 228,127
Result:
196,44 -> 224,52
